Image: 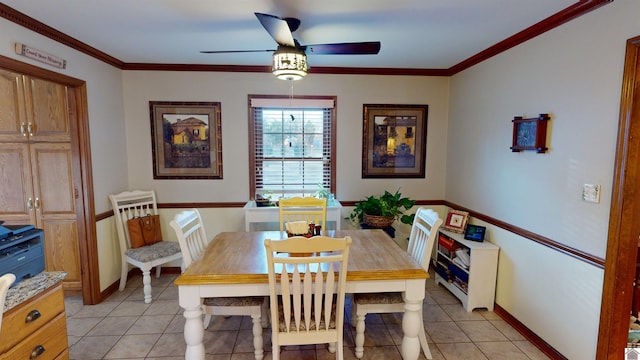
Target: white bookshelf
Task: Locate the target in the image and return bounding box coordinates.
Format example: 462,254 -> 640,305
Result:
434,229 -> 499,312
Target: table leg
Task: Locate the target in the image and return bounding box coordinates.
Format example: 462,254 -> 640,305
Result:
179,286 -> 205,360
401,279 -> 426,360
251,313 -> 264,360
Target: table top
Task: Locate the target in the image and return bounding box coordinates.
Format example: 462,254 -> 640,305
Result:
175,229 -> 428,286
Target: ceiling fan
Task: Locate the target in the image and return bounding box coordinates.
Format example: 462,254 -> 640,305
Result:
201,13 -> 381,80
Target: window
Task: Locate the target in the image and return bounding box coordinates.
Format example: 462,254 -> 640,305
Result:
249,95 -> 336,199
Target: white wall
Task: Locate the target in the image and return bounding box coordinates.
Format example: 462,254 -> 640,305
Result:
0,18 -> 130,293
0,18 -> 128,212
447,0 -> 640,358
95,71 -> 451,292
121,71 -> 449,204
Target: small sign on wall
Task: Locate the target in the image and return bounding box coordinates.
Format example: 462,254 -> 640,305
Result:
14,43 -> 66,69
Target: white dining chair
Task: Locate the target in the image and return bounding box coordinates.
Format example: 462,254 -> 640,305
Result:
264,235 -> 352,360
278,197 -> 327,232
170,209 -> 267,359
0,273 -> 16,333
109,190 -> 182,303
351,207 -> 443,359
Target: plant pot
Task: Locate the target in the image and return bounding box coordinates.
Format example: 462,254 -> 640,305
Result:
255,199 -> 273,207
362,214 -> 395,228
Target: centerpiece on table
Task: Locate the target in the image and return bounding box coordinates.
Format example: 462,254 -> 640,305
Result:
285,220 -> 320,238
347,189 -> 416,229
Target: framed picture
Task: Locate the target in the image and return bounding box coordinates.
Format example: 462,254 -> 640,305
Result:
510,113 -> 550,153
362,104 -> 428,178
443,209 -> 469,233
149,101 -> 223,179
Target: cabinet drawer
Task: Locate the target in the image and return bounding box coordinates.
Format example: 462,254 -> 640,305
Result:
0,284 -> 64,353
0,312 -> 68,360
53,348 -> 69,360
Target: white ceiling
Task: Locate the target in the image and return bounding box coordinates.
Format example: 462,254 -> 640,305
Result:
3,0 -> 580,70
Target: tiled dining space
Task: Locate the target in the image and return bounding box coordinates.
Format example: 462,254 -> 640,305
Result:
63,271 -> 550,360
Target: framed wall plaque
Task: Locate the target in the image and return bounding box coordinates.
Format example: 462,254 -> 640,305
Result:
510,113 -> 550,153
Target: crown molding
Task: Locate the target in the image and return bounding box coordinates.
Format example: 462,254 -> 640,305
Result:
0,3 -> 124,68
448,0 -> 613,74
0,1 -> 613,76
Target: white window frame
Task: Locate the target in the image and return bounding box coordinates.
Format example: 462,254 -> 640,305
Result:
249,95 -> 336,200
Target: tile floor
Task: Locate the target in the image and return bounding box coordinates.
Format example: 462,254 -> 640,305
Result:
64,273 -> 551,360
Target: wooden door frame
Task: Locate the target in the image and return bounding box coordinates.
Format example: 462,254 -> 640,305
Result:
0,55 -> 99,304
597,35 -> 640,358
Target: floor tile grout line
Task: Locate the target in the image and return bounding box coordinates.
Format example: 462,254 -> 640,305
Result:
66,274 -> 548,360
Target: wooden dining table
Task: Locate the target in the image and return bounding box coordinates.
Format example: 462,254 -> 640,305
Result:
174,229 -> 429,360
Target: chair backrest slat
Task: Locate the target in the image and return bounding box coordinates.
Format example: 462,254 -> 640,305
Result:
109,190 -> 159,252
265,235 -> 351,338
169,209 -> 208,268
278,197 -> 328,231
407,208 -> 443,271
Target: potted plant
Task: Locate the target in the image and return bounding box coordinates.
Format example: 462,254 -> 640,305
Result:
348,189 -> 416,228
314,184 -> 330,199
255,191 -> 275,207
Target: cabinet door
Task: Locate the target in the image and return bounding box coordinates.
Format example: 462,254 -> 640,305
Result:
30,142 -> 81,290
0,70 -> 27,141
25,77 -> 70,142
0,143 -> 35,224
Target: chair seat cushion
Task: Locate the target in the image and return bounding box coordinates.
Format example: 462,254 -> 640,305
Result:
354,292 -> 403,305
125,241 -> 181,262
276,297 -> 337,332
203,296 -> 265,307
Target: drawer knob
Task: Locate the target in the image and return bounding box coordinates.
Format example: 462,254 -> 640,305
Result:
30,345 -> 45,359
25,309 -> 41,323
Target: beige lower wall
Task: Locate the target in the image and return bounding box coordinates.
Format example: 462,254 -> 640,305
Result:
470,218 -> 603,360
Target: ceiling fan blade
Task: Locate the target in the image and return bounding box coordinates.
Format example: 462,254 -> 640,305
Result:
200,49 -> 275,54
305,41 -> 381,55
255,12 -> 296,47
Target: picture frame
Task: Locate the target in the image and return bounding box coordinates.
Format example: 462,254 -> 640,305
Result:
510,113 -> 550,153
443,209 -> 469,233
149,101 -> 223,179
362,104 -> 428,178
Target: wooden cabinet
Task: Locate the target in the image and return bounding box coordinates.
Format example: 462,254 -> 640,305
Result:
0,143 -> 81,291
0,70 -> 27,141
0,71 -> 80,291
0,283 -> 69,360
434,229 -> 499,312
0,70 -> 70,142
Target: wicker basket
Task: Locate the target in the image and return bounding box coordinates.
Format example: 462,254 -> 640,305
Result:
362,214 -> 395,228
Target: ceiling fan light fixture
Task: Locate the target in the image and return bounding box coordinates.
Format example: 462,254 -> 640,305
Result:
272,46 -> 307,81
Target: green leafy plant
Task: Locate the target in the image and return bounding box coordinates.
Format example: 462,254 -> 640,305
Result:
348,189 -> 416,226
314,184 -> 330,199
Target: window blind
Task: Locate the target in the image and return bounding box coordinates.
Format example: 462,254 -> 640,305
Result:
250,96 -> 335,199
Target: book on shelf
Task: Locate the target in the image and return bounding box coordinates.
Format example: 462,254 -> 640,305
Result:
438,233 -> 462,251
452,256 -> 469,270
448,262 -> 469,283
438,233 -> 455,248
453,278 -> 468,294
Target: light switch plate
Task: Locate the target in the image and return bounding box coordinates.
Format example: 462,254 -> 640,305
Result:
582,184 -> 601,203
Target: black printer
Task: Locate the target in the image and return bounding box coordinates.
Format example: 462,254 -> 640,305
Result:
0,221 -> 45,286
